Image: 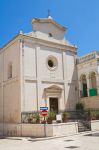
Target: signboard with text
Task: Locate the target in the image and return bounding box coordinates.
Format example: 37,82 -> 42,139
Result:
40,107 -> 48,110
40,107 -> 48,117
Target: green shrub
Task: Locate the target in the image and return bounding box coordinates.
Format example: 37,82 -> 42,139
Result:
90,111 -> 99,120
33,112 -> 40,119
47,111 -> 56,124
33,112 -> 40,123
62,112 -> 70,122
48,111 -> 56,120
27,114 -> 33,123
76,102 -> 84,111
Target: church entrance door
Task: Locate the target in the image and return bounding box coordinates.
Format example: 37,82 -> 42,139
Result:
49,97 -> 58,114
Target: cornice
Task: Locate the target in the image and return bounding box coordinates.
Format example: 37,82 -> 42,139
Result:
22,34 -> 77,53
0,34 -> 22,53
77,58 -> 97,66
1,33 -> 77,54
41,79 -> 64,84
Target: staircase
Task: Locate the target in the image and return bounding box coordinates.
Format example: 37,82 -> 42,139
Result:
78,120 -> 91,132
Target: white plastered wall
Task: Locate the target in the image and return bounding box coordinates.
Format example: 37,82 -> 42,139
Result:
24,43 -> 36,78
24,81 -> 37,111
37,46 -> 63,80
0,53 -> 3,122
0,41 -> 21,123
33,22 -> 65,40
64,51 -> 78,110
23,41 -> 77,111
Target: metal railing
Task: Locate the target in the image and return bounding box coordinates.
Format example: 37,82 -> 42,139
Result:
21,110 -> 94,124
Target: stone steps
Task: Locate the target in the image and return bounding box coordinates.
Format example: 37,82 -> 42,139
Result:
78,121 -> 91,132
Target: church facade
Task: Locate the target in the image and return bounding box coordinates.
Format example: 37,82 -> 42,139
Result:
0,16 -> 78,123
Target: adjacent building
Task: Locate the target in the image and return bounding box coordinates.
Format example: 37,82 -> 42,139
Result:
77,51 -> 99,109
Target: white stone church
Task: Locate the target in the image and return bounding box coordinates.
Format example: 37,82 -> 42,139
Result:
1,15 -> 99,126
0,15 -> 78,123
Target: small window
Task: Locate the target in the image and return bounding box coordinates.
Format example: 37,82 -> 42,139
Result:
49,33 -> 53,37
8,63 -> 12,79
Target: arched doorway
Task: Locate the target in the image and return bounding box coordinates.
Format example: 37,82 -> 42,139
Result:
80,74 -> 88,97
44,85 -> 63,114
49,97 -> 58,114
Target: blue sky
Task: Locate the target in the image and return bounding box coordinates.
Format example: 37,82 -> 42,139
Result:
0,0 -> 99,56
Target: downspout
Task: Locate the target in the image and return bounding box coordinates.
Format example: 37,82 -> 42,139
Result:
2,52 -> 4,136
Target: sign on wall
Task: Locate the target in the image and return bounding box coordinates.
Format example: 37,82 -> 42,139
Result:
40,107 -> 48,110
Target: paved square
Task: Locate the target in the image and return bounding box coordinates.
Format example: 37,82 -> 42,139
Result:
0,132 -> 99,150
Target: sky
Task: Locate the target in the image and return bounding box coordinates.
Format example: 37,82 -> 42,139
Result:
0,0 -> 99,56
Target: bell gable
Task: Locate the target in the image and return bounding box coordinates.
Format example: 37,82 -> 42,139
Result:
32,17 -> 66,40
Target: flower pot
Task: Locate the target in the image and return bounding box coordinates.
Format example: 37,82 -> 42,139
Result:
28,118 -> 32,123
36,119 -> 40,124
47,118 -> 52,124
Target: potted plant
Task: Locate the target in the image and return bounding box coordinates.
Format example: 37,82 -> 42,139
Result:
34,113 -> 40,124
27,114 -> 33,123
47,111 -> 56,124
62,112 -> 69,123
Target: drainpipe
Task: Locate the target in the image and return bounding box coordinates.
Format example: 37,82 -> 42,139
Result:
2,52 -> 4,136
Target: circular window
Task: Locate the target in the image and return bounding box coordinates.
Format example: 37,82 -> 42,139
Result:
48,60 -> 54,67
49,33 -> 53,37
47,56 -> 58,70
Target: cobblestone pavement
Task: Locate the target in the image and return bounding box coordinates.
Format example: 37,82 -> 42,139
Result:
0,132 -> 99,150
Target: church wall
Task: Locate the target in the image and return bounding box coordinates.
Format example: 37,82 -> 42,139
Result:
24,43 -> 36,78
37,46 -> 63,80
23,81 -> 64,112
58,87 -> 65,111
37,83 -> 64,111
0,86 -> 3,122
65,51 -> 75,81
3,80 -> 20,123
0,53 -> 3,122
64,51 -> 78,110
0,41 -> 21,123
24,81 -> 37,111
0,53 -> 3,83
3,41 -> 20,81
23,42 -> 77,111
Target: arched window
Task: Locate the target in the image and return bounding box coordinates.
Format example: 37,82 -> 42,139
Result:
89,72 -> 97,96
8,62 -> 12,79
89,72 -> 96,89
80,74 -> 88,97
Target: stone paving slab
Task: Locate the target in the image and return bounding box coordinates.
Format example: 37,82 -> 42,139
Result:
0,131 -> 99,150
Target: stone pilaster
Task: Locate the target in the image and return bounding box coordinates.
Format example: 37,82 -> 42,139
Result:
78,80 -> 82,98
87,77 -> 90,97
96,74 -> 99,95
